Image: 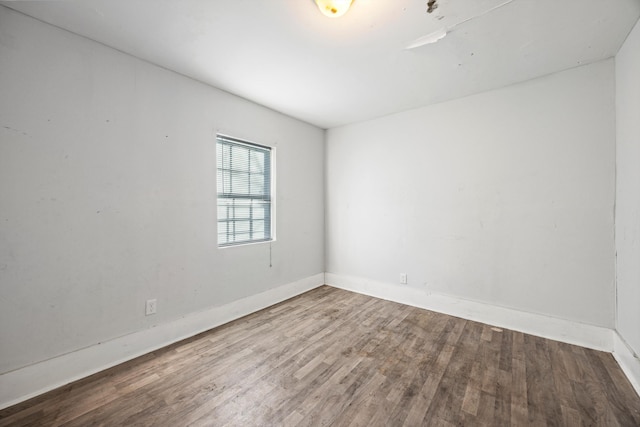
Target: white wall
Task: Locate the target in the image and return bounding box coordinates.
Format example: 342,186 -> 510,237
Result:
326,60 -> 616,328
0,6 -> 324,376
616,18 -> 640,356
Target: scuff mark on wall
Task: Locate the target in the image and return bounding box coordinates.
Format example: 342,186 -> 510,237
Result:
427,0 -> 438,14
2,125 -> 29,137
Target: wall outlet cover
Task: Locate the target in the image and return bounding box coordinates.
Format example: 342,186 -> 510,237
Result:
145,299 -> 157,316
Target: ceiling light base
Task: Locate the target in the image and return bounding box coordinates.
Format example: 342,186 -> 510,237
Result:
315,0 -> 354,18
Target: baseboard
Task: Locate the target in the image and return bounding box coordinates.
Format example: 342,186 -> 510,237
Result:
0,273 -> 324,410
326,273 -> 613,352
613,332 -> 640,397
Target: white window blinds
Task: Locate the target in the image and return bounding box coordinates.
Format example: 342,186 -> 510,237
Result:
216,135 -> 272,247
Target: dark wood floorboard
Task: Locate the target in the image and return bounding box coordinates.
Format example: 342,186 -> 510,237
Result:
1,285 -> 639,426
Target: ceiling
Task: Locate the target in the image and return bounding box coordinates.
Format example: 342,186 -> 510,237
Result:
3,0 -> 640,129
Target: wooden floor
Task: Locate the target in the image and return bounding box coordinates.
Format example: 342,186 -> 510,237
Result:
1,286 -> 640,426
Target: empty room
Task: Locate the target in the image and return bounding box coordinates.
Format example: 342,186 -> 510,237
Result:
1,0 -> 640,425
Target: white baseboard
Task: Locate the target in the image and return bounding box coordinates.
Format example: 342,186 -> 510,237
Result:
0,273 -> 324,410
3,273 -> 630,411
613,332 -> 640,397
326,273 -> 613,352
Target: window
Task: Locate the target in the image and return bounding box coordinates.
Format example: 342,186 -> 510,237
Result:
216,135 -> 273,247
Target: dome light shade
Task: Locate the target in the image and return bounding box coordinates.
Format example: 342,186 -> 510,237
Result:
315,0 -> 354,18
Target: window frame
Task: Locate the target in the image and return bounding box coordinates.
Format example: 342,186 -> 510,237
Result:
216,134 -> 275,248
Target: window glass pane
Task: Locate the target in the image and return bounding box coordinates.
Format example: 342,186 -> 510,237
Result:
218,222 -> 228,234
234,220 -> 251,234
221,144 -> 230,169
253,205 -> 265,219
231,145 -> 249,171
216,170 -> 224,194
230,171 -> 249,195
220,170 -> 231,194
253,220 -> 264,233
249,151 -> 265,173
235,205 -> 251,220
217,143 -> 223,168
250,174 -> 264,195
234,233 -> 251,242
217,205 -> 227,220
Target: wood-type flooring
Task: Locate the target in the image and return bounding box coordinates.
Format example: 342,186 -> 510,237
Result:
1,286 -> 639,426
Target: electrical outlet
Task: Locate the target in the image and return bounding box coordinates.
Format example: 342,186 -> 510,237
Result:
145,299 -> 157,316
400,273 -> 408,284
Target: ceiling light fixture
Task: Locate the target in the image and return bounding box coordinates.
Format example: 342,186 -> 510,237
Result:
315,0 -> 353,18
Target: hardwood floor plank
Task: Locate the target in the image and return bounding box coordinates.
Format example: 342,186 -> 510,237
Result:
461,361 -> 482,416
1,286 -> 639,426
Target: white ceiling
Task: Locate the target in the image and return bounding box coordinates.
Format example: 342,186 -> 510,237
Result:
3,0 -> 640,129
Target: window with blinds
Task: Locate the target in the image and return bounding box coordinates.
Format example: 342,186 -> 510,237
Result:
216,135 -> 273,247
